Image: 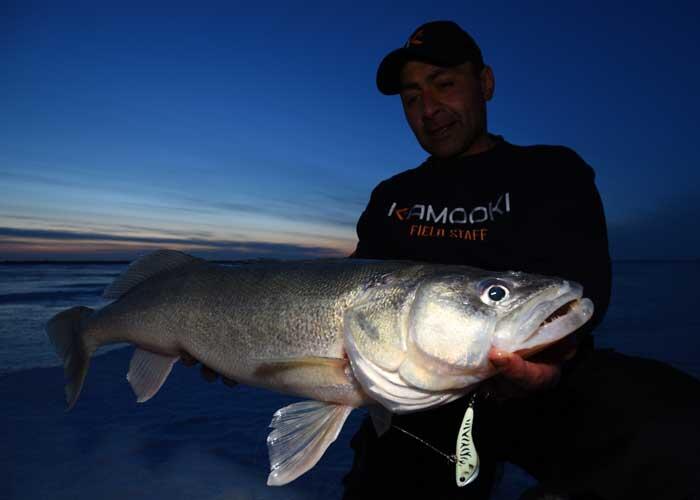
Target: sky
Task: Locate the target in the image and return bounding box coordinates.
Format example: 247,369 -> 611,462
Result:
1,1 -> 699,261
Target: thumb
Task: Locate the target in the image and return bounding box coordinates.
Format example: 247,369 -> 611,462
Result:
489,348 -> 513,369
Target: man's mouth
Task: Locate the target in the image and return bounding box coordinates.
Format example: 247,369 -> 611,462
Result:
426,121 -> 456,137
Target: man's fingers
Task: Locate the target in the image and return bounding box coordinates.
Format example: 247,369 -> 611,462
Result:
222,377 -> 238,388
489,349 -> 561,391
480,376 -> 527,401
179,356 -> 235,387
490,350 -> 529,381
529,335 -> 579,364
200,365 -> 219,383
519,359 -> 560,390
180,353 -> 198,367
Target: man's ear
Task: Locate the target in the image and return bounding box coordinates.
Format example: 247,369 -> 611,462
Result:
480,65 -> 495,101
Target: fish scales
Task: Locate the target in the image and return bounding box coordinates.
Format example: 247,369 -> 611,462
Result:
47,249 -> 594,486
87,259 -> 412,392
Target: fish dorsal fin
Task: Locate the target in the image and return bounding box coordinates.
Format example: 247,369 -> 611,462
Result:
266,401 -> 352,486
126,348 -> 179,403
104,249 -> 199,299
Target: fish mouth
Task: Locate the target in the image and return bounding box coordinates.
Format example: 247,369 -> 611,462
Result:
509,284 -> 594,354
514,300 -> 581,357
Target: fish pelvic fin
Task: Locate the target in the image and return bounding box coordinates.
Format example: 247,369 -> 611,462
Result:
266,401 -> 353,486
103,249 -> 199,300
46,306 -> 96,410
368,405 -> 393,437
127,348 -> 180,403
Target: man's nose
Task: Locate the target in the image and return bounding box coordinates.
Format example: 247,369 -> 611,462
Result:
421,89 -> 440,119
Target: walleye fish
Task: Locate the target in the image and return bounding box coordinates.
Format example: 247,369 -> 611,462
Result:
47,250 -> 593,486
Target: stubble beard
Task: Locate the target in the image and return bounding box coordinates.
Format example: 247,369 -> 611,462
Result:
420,107 -> 489,159
420,122 -> 483,159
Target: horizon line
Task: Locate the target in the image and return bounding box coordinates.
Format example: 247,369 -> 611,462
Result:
1,257 -> 699,265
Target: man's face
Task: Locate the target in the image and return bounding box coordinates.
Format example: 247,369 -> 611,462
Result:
399,61 -> 494,159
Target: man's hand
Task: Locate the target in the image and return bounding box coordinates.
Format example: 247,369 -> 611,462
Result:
180,353 -> 238,388
483,335 -> 578,400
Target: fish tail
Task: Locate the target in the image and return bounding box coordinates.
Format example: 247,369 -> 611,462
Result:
47,306 -> 96,410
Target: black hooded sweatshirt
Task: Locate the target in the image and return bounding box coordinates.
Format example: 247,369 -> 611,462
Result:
353,137 -> 611,334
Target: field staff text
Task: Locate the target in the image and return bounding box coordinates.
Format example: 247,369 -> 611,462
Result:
409,224 -> 489,241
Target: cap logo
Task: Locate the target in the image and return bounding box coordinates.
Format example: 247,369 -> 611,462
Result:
405,28 -> 425,48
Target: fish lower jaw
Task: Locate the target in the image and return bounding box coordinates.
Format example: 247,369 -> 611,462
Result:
508,297 -> 594,353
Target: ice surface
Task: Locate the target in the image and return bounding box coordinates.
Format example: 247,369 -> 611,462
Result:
2,260 -> 699,499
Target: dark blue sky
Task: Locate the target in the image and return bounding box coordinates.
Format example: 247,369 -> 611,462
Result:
2,1 -> 699,260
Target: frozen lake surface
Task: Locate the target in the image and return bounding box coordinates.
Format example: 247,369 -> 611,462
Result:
2,260 -> 698,499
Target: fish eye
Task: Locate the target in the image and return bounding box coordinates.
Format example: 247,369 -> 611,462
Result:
478,280 -> 510,305
488,286 -> 507,301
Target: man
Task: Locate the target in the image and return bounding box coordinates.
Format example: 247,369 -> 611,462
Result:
342,20 -> 700,500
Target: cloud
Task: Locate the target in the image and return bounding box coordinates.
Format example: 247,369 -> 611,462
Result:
0,227 -> 349,260
180,192 -> 362,229
0,227 -> 199,245
1,164 -> 369,232
0,170 -> 98,191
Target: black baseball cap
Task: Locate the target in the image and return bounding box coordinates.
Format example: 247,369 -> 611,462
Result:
376,20 -> 484,95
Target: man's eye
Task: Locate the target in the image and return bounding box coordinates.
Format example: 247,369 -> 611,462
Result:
403,94 -> 419,105
437,80 -> 454,89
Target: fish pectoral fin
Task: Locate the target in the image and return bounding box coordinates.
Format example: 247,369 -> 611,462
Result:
126,348 -> 179,403
368,405 -> 393,437
266,401 -> 353,486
